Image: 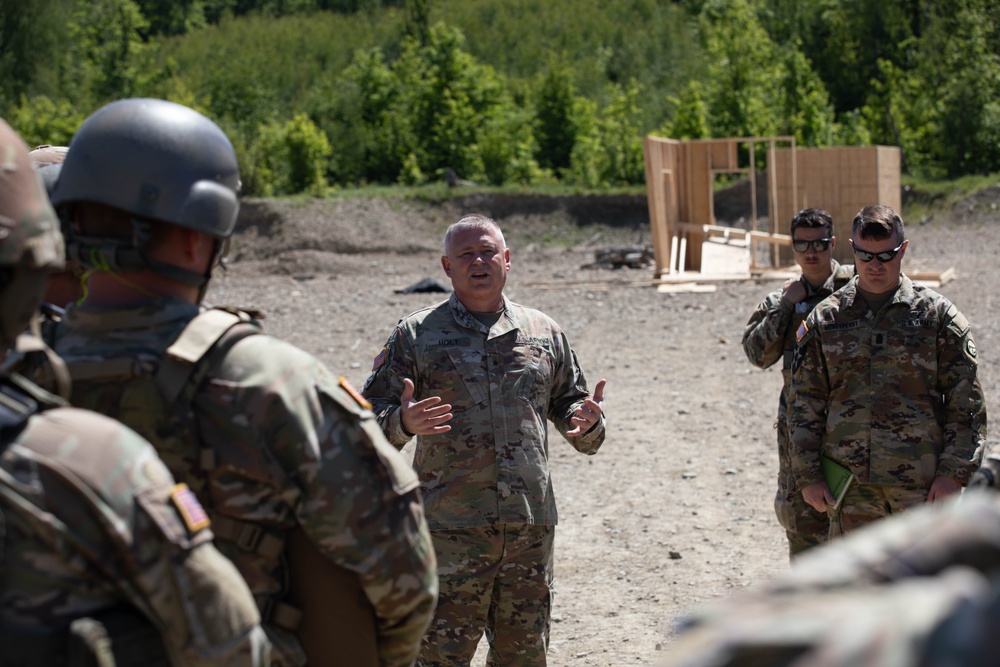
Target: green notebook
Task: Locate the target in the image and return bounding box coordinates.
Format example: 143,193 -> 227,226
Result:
821,456 -> 854,511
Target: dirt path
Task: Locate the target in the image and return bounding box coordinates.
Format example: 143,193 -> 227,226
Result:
208,195 -> 1000,666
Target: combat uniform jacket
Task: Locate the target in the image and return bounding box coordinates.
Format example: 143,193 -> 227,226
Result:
743,261 -> 855,422
0,376 -> 268,666
50,298 -> 437,667
789,274 -> 986,491
362,293 -> 605,531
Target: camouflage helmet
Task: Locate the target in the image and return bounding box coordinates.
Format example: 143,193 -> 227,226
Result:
0,122 -> 65,271
51,98 -> 240,238
0,118 -> 65,347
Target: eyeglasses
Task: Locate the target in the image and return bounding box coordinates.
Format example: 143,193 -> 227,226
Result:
792,238 -> 832,253
850,238 -> 905,263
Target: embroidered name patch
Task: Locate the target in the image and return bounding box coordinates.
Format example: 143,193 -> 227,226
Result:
427,338 -> 471,348
821,321 -> 862,332
171,483 -> 210,533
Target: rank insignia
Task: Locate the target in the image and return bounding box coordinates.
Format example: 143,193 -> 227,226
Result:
340,376 -> 372,409
171,483 -> 210,533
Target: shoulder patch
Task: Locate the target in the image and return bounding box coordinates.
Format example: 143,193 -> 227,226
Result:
967,338 -> 977,359
372,347 -> 387,372
796,320 -> 809,344
170,483 -> 211,534
339,376 -> 372,410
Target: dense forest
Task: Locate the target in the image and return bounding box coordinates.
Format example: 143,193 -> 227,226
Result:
2,0 -> 998,195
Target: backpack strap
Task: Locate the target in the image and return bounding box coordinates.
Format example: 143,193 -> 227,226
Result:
155,307 -> 262,405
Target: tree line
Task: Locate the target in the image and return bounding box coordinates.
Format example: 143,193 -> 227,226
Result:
2,0 -> 997,196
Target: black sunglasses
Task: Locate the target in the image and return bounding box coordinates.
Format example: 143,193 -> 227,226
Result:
792,238 -> 832,253
850,238 -> 905,263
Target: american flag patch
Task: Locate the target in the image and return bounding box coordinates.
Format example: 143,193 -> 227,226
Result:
372,347 -> 387,371
171,483 -> 210,533
796,321 -> 809,343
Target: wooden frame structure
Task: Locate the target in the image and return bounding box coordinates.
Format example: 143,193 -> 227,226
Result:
643,135 -> 902,280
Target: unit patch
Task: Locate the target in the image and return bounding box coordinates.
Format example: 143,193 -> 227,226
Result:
340,376 -> 372,409
171,483 -> 210,533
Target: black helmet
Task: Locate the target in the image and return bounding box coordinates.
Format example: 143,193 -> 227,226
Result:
0,119 -> 65,347
51,98 -> 240,287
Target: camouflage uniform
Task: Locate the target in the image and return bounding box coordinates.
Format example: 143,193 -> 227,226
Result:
50,297 -> 438,667
1,380 -> 269,666
789,274 -> 986,534
742,261 -> 854,556
362,292 -> 606,666
661,489 -> 1000,667
0,115 -> 267,666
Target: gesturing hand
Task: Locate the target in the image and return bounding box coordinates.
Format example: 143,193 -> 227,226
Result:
566,378 -> 606,437
400,377 -> 453,435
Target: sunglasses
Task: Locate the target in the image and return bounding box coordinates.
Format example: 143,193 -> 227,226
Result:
850,238 -> 905,263
792,238 -> 832,253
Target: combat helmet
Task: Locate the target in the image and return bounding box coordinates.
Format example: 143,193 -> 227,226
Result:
0,119 -> 65,347
50,98 -> 241,289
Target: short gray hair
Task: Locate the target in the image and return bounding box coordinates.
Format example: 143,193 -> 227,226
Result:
443,214 -> 506,254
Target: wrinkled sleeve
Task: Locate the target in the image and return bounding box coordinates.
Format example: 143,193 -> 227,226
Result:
256,346 -> 436,667
27,411 -> 269,667
362,325 -> 420,449
547,330 -> 605,455
788,315 -> 828,489
742,289 -> 791,369
936,303 -> 987,483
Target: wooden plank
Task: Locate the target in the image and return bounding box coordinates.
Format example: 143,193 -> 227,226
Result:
657,282 -> 718,294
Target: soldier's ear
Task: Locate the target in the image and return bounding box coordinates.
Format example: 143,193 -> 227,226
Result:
830,235 -> 837,251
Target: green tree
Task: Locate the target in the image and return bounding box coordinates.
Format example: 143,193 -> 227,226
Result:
698,0 -> 782,138
667,80 -> 710,139
534,61 -> 579,176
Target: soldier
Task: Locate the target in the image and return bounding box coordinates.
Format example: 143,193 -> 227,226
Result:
46,98 -> 437,667
789,204 -> 986,536
0,117 -> 269,666
742,208 -> 853,557
362,214 -> 607,667
661,484 -> 1000,667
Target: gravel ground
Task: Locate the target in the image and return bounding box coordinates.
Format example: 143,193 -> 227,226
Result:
206,192 -> 1000,666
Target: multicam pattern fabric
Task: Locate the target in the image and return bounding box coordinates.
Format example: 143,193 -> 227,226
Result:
1,398 -> 267,666
420,524 -> 554,667
789,274 -> 986,494
661,490 -> 1000,667
50,297 -> 437,667
362,292 -> 606,531
0,119 -> 64,271
742,261 -> 854,555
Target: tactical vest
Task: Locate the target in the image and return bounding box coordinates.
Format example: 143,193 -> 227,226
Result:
60,307 -> 304,634
0,375 -> 170,667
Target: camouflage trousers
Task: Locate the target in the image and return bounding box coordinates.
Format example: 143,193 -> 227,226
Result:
775,420 -> 829,558
417,523 -> 554,667
832,483 -> 928,537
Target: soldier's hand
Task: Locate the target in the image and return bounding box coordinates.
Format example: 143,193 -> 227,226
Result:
927,475 -> 962,503
400,377 -> 453,435
802,482 -> 834,512
782,277 -> 807,305
567,378 -> 606,436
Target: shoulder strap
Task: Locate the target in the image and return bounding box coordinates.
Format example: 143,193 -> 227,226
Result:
154,307 -> 262,405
